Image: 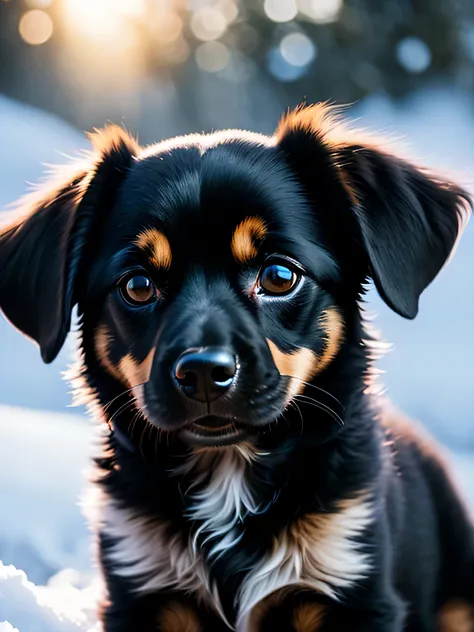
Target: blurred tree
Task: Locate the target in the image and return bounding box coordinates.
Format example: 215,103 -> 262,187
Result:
0,0 -> 472,133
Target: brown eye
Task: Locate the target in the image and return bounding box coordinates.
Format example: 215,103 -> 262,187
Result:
120,275 -> 157,306
258,263 -> 299,296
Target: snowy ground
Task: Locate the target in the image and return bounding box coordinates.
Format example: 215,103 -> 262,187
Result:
1,405 -> 473,631
0,90 -> 473,629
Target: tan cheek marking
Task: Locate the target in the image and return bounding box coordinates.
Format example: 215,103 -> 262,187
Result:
158,602 -> 202,632
438,601 -> 474,632
118,348 -> 155,389
135,228 -> 172,270
266,309 -> 344,399
266,339 -> 317,399
292,603 -> 326,632
231,216 -> 267,264
316,308 -> 344,375
94,325 -> 123,381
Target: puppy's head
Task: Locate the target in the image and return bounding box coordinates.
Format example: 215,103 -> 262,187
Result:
0,106 -> 470,447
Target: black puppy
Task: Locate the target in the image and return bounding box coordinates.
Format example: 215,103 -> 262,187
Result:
0,105 -> 473,632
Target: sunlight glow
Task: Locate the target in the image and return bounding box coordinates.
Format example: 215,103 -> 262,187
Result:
61,0 -> 146,43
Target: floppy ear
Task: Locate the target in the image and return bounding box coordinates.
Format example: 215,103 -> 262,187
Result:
0,126 -> 139,363
276,105 -> 472,319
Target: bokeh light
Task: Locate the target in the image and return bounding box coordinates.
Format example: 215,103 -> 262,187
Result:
264,0 -> 298,23
25,0 -> 53,8
19,10 -> 53,46
298,0 -> 343,24
151,11 -> 183,43
463,25 -> 474,61
280,32 -> 316,67
218,0 -> 239,24
160,36 -> 190,65
191,7 -> 227,41
396,36 -> 432,73
268,47 -> 308,81
196,41 -> 231,72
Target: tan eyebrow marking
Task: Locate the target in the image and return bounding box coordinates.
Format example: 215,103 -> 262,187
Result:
231,216 -> 267,264
135,228 -> 172,270
266,307 -> 344,399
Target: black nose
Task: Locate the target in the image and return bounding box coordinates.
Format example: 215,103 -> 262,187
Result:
174,347 -> 236,403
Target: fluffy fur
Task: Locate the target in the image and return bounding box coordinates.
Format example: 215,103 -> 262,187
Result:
0,104 -> 473,631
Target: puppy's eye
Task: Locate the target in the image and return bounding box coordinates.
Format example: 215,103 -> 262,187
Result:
258,263 -> 299,296
119,275 -> 157,306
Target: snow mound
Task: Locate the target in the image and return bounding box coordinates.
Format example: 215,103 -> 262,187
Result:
0,405 -> 93,584
0,624 -> 19,632
0,563 -> 99,632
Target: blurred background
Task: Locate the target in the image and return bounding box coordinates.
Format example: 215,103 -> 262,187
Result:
0,0 -> 473,611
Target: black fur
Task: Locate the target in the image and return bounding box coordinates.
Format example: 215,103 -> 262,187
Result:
0,105 -> 473,632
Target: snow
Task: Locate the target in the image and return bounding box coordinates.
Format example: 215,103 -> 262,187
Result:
0,564 -> 99,632
0,406 -> 93,585
0,89 -> 473,629
0,407 -> 98,629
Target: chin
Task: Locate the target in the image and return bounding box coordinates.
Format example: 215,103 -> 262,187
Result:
179,419 -> 252,447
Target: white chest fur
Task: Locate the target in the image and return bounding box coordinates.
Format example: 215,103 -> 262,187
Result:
91,448 -> 373,630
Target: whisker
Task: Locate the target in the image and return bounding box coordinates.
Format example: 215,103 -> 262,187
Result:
286,376 -> 344,408
280,410 -> 292,430
102,381 -> 146,413
128,408 -> 142,440
139,424 -> 147,462
293,394 -> 344,426
289,400 -> 304,434
154,425 -> 160,457
103,387 -> 135,413
283,375 -> 343,409
108,399 -> 136,426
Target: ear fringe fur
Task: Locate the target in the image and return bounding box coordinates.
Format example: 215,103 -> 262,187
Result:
276,102 -> 472,230
0,124 -> 140,233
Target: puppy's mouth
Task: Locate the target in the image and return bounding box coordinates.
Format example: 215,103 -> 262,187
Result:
181,415 -> 250,447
